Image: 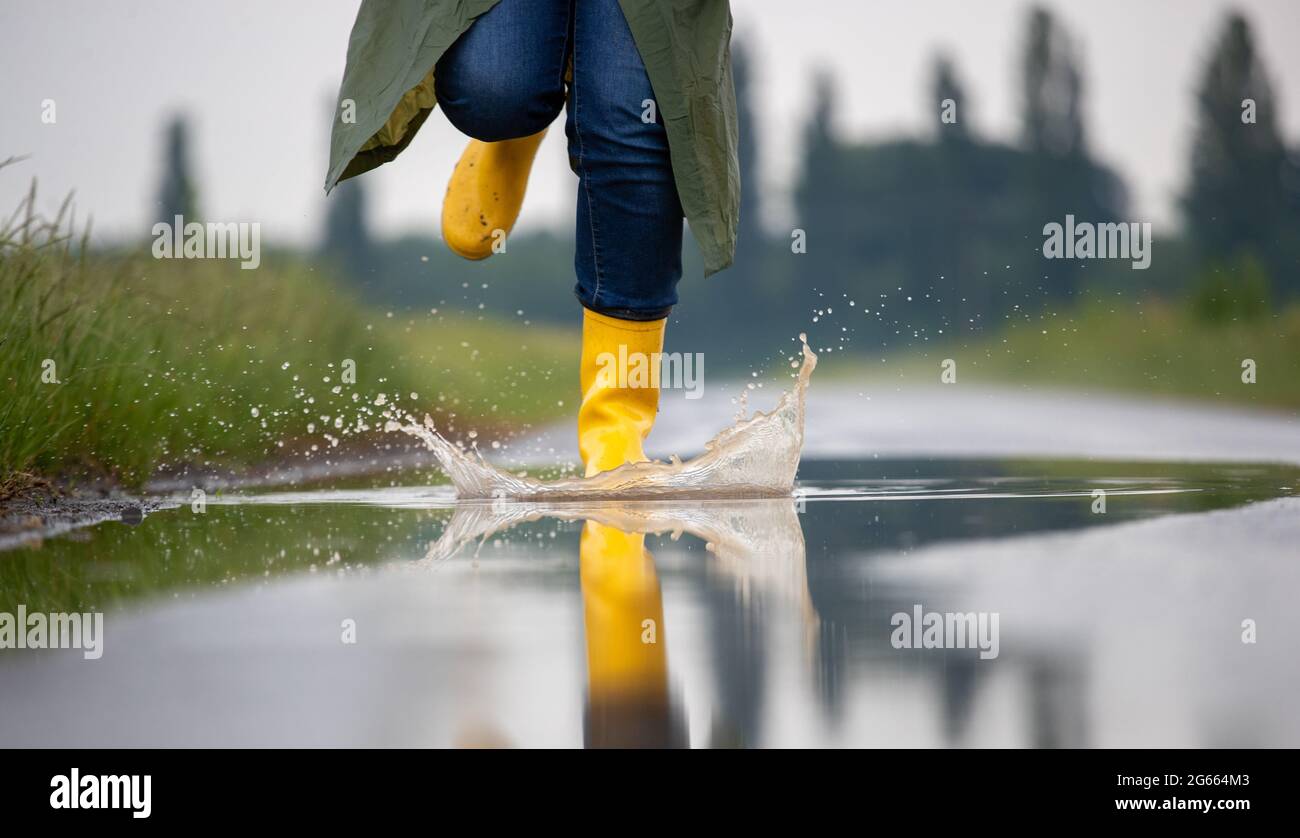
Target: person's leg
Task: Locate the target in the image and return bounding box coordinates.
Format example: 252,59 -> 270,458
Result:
435,1 -> 570,259
566,0 -> 684,320
434,0 -> 570,142
569,0 -> 684,477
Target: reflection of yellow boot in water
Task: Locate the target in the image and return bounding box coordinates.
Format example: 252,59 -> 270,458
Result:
441,129 -> 547,260
580,520 -> 684,747
578,309 -> 666,477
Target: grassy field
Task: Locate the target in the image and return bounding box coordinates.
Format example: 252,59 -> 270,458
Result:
0,192 -> 573,494
847,293 -> 1300,410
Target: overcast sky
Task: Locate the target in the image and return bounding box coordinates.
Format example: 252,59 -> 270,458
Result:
2,0 -> 1299,246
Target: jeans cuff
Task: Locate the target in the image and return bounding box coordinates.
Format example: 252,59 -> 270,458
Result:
575,291 -> 673,322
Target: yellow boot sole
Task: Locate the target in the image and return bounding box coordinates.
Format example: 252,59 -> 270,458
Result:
440,129 -> 547,260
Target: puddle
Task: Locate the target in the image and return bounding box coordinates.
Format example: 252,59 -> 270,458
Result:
1,458 -> 1296,746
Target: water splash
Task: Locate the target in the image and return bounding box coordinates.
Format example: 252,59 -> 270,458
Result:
386,336 -> 817,500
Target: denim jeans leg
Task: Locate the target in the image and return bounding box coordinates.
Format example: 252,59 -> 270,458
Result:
567,0 -> 685,321
434,0 -> 571,142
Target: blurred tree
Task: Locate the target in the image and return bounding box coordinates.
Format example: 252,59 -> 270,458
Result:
803,70 -> 838,165
932,53 -> 970,144
732,37 -> 765,272
319,92 -> 375,283
1020,6 -> 1085,157
156,115 -> 200,223
1183,12 -> 1300,296
1017,7 -> 1125,302
786,11 -> 1130,350
793,70 -> 848,297
321,177 -> 374,282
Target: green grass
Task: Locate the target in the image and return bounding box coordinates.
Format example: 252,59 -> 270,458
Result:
848,292 -> 1300,410
0,190 -> 573,490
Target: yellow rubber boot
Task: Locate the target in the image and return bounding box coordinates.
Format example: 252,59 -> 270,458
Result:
580,520 -> 681,747
441,129 -> 547,260
578,309 -> 666,477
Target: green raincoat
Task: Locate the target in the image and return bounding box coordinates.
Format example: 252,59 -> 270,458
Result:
324,0 -> 738,276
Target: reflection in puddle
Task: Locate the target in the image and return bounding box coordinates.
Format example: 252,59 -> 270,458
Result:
427,498 -> 811,747
580,521 -> 683,747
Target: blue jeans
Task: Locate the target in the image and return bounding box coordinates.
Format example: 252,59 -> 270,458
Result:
435,0 -> 684,321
